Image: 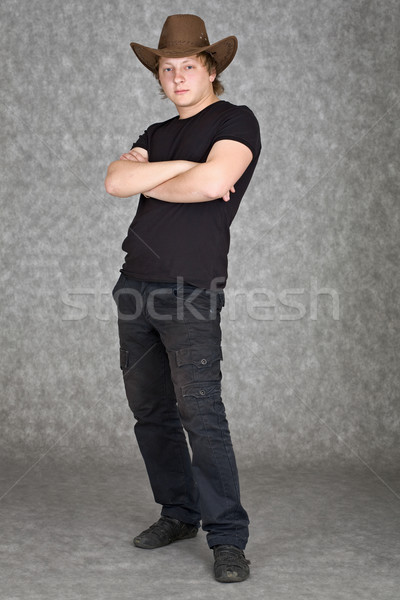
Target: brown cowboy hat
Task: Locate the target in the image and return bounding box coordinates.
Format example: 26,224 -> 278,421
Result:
130,14 -> 238,75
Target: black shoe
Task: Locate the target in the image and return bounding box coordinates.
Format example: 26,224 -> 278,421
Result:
133,516 -> 198,549
213,545 -> 251,583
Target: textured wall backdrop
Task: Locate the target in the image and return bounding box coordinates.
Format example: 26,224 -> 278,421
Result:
1,0 -> 399,471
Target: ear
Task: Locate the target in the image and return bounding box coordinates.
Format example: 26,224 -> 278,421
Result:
209,69 -> 216,83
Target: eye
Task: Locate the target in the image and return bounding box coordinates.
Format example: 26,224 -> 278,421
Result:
163,67 -> 172,72
185,65 -> 194,70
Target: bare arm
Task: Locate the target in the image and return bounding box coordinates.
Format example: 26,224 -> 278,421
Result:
104,147 -> 198,198
146,139 -> 253,203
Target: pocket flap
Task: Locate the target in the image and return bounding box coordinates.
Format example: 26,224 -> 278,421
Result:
181,382 -> 221,399
175,345 -> 223,369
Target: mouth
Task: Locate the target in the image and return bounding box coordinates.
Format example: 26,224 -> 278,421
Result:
175,89 -> 189,95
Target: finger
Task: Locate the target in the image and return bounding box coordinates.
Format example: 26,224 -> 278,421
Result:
123,153 -> 141,162
131,152 -> 147,162
119,151 -> 139,161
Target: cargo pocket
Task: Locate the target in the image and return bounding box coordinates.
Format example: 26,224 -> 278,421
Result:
177,381 -> 222,422
120,348 -> 129,371
175,345 -> 223,384
217,290 -> 225,311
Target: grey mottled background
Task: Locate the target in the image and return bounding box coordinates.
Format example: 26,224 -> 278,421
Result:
1,0 -> 399,472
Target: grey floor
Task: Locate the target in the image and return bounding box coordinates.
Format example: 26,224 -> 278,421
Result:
1,457 -> 399,600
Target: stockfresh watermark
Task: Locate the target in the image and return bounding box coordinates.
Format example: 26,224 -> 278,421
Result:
60,277 -> 340,322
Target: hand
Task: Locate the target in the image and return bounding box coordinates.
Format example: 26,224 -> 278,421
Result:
222,185 -> 235,202
119,149 -> 148,162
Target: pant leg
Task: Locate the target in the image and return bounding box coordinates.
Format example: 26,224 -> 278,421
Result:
112,275 -> 201,526
145,282 -> 249,550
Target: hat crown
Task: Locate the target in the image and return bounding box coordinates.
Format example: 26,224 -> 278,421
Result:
158,14 -> 210,50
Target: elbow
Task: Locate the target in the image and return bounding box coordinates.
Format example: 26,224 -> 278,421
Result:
104,162 -> 119,196
203,182 -> 229,201
105,162 -> 140,198
104,173 -> 118,196
104,166 -> 125,197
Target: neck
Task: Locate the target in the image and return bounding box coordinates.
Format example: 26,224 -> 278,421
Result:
177,94 -> 220,120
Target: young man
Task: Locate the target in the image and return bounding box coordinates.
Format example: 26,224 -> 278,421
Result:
105,14 -> 261,583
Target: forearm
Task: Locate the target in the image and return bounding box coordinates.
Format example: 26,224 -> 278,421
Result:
147,161 -> 228,203
105,159 -> 197,198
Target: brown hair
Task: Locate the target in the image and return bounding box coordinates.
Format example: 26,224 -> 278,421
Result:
153,51 -> 224,98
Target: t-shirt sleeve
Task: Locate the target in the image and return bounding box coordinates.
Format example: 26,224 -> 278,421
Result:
212,106 -> 261,159
130,129 -> 149,151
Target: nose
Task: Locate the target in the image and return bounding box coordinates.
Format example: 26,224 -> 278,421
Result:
173,68 -> 185,84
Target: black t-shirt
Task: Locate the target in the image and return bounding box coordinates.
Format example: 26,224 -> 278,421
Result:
120,100 -> 261,290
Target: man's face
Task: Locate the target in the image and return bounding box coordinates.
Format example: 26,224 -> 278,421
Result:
158,55 -> 216,111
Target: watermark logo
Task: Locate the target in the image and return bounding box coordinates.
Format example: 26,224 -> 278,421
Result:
60,277 -> 339,322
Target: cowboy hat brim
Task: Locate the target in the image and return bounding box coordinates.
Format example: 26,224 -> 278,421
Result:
130,36 -> 238,75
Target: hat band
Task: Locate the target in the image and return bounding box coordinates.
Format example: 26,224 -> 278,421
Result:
159,39 -> 210,50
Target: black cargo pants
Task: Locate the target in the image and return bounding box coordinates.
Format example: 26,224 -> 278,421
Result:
112,274 -> 249,549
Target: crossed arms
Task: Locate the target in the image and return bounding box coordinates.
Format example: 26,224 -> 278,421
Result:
104,139 -> 253,203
